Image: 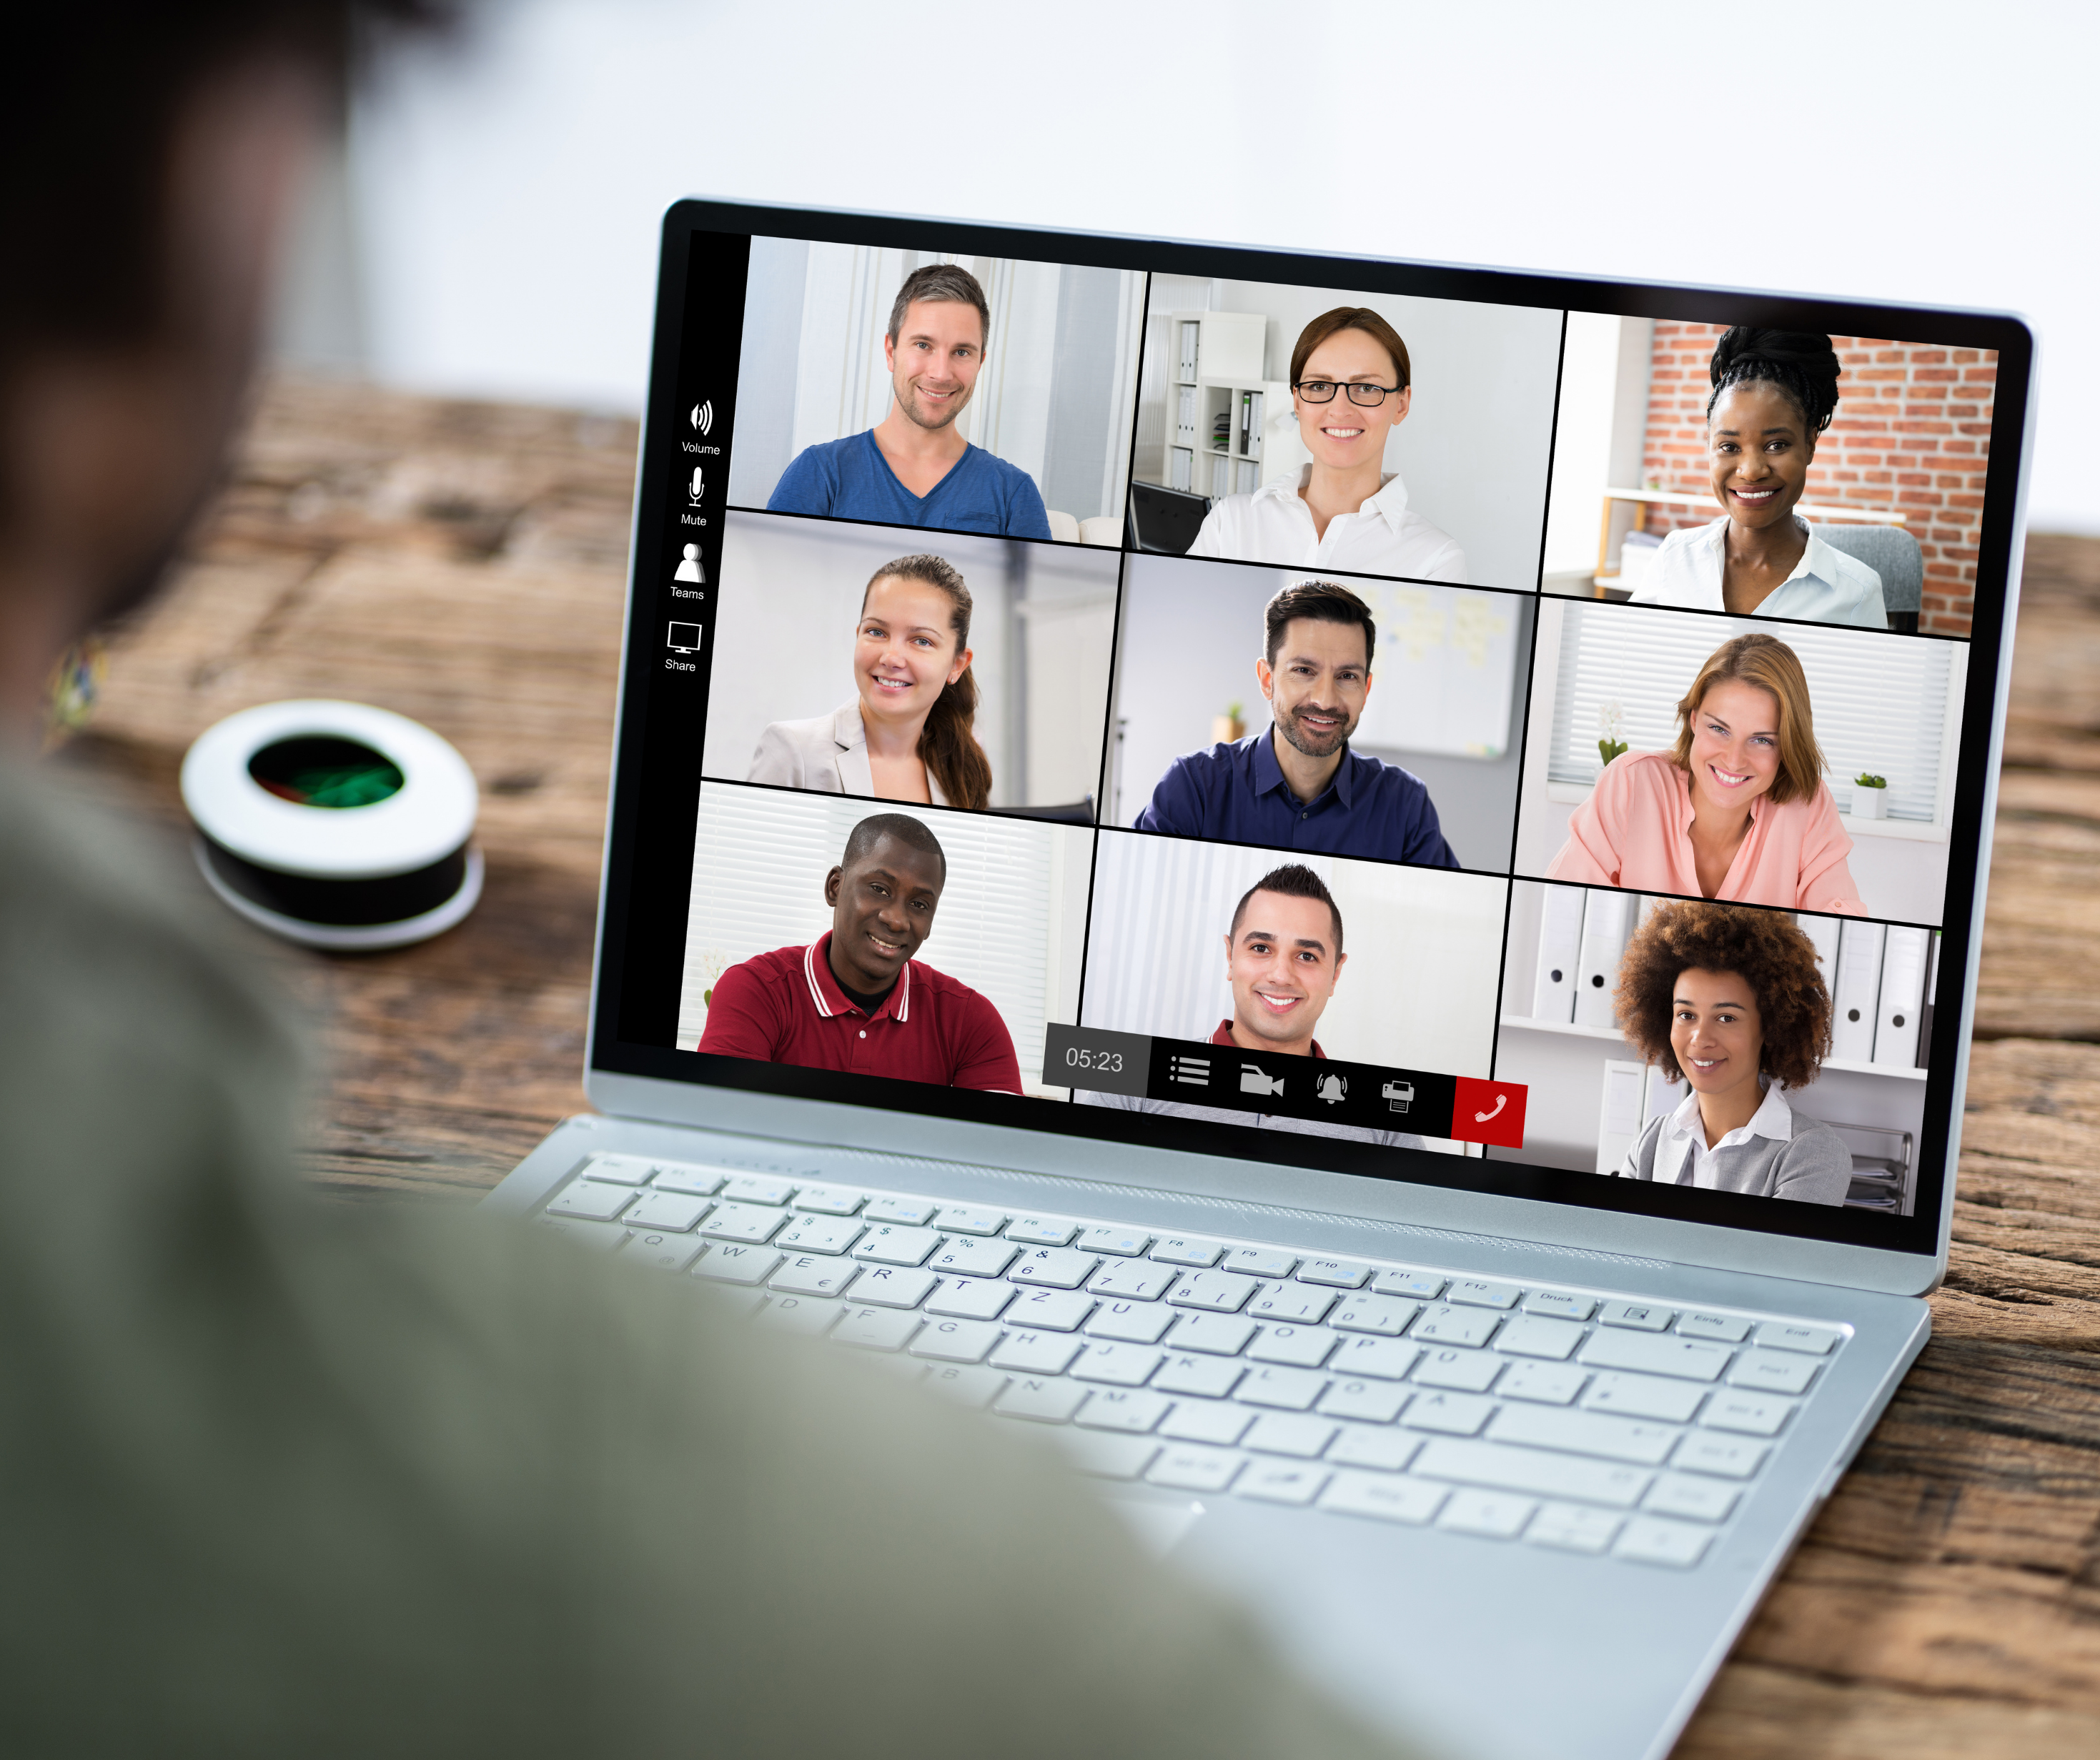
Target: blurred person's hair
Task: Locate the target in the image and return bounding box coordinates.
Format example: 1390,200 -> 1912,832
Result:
885,264 -> 991,350
861,555 -> 992,811
841,812 -> 947,880
1670,632 -> 1826,805
1229,862 -> 1344,960
1289,307 -> 1412,394
1706,328 -> 1842,436
1264,580 -> 1377,672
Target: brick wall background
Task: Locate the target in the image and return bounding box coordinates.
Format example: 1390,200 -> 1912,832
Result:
1638,323 -> 1997,636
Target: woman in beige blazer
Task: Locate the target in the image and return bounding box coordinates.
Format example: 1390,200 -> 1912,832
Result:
748,553 -> 993,810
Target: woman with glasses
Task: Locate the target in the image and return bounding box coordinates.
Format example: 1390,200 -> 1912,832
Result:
1187,307 -> 1467,581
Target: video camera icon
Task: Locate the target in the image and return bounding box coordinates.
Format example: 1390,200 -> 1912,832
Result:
1239,1064 -> 1284,1098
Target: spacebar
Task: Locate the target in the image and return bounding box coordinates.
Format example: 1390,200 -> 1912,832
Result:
1412,1438 -> 1655,1508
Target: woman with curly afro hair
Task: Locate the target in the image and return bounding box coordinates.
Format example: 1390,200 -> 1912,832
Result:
1610,898 -> 1853,1203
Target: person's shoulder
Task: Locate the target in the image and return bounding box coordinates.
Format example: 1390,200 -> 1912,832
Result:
1775,1107 -> 1852,1162
963,444 -> 1039,490
909,958 -> 995,1008
1605,750 -> 1682,797
778,432 -> 863,479
1655,518 -> 1720,555
718,944 -> 808,992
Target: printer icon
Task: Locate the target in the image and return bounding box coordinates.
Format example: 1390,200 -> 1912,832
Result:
1381,1079 -> 1415,1114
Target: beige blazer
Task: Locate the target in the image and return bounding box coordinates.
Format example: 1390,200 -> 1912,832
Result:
746,701 -> 951,806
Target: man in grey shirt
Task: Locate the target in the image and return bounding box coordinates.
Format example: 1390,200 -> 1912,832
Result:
0,5 -> 1427,1754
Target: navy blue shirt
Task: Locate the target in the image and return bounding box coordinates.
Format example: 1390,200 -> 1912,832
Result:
1134,732 -> 1459,868
766,429 -> 1053,540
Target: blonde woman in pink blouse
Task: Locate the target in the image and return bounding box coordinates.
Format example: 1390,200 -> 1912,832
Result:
1547,632 -> 1866,916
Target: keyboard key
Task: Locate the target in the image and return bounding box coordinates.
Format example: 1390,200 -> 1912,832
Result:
1673,1434 -> 1768,1479
923,1276 -> 1015,1321
539,1216 -> 629,1251
771,1255 -> 862,1299
1297,1258 -> 1371,1289
1086,1301 -> 1175,1344
1493,1316 -> 1586,1361
1678,1311 -> 1752,1343
994,1376 -> 1087,1423
1525,1502 -> 1624,1553
1371,1268 -> 1445,1300
990,1331 -> 1085,1376
1089,1261 -> 1178,1301
1147,1443 -> 1244,1493
853,1225 -> 941,1267
1756,1321 -> 1841,1356
1009,1247 -> 1099,1289
1487,1404 -> 1678,1466
691,1244 -> 781,1286
1234,1366 -> 1328,1411
1150,1238 -> 1224,1268
651,1163 -> 730,1198
1580,1331 -> 1733,1382
1324,1425 -> 1422,1473
1728,1350 -> 1821,1396
1402,1392 -> 1495,1436
1700,1391 -> 1795,1437
1071,1342 -> 1164,1387
720,1175 -> 796,1206
1236,1461 -> 1328,1506
851,1266 -> 937,1309
1644,1473 -> 1741,1523
1415,1438 -> 1653,1508
756,1294 -> 841,1336
1074,1389 -> 1171,1433
1223,1246 -> 1297,1279
1006,1218 -> 1078,1247
927,1236 -> 1018,1279
576,1154 -> 655,1185
1166,1312 -> 1257,1356
1329,1336 -> 1420,1381
1159,1400 -> 1254,1446
1439,1488 -> 1535,1538
1498,1361 -> 1588,1405
1613,1515 -> 1714,1568
1582,1371 -> 1707,1424
1077,1225 -> 1151,1257
1247,1326 -> 1338,1369
863,1196 -> 938,1227
1242,1413 -> 1338,1458
626,1230 -> 705,1273
1056,1431 -> 1159,1481
1447,1279 -> 1522,1310
1006,1288 -> 1095,1331
1167,1271 -> 1258,1313
932,1203 -> 1006,1236
1152,1353 -> 1246,1399
921,1363 -> 1008,1409
1412,1306 -> 1500,1349
789,1185 -> 864,1215
1522,1291 -> 1595,1321
1329,1293 -> 1417,1336
1321,1471 -> 1445,1525
909,1317 -> 1002,1363
701,1203 -> 790,1245
1412,1348 -> 1502,1393
545,1181 -> 636,1223
1247,1281 -> 1337,1326
1598,1301 -> 1673,1332
1317,1378 -> 1411,1424
831,1306 -> 922,1352
773,1214 -> 863,1255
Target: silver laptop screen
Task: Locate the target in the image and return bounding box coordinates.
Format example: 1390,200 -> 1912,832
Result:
591,202 -> 2029,1258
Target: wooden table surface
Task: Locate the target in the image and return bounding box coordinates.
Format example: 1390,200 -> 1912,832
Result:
65,377 -> 2100,1757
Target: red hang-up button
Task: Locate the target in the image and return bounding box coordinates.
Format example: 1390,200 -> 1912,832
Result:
1451,1078 -> 1527,1148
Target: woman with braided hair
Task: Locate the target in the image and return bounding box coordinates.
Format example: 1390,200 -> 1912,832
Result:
1631,329 -> 1888,627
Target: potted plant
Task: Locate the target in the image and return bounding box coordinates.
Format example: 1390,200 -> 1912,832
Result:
1852,773 -> 1889,820
1211,702 -> 1246,745
1596,700 -> 1628,767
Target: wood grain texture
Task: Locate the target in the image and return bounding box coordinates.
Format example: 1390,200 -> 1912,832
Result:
64,377 -> 2100,1755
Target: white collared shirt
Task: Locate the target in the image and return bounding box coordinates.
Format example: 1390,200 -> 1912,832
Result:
1187,466 -> 1468,582
1655,1082 -> 1795,1188
1633,515 -> 1887,628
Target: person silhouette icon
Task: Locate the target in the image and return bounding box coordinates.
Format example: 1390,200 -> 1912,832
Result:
673,543 -> 705,585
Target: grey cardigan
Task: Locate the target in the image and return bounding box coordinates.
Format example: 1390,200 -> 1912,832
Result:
1617,1105 -> 1853,1205
747,700 -> 951,805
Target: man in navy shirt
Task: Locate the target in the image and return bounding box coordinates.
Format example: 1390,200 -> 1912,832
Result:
768,264 -> 1054,540
1134,580 -> 1458,867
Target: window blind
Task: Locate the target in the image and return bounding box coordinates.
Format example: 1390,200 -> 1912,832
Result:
1546,605 -> 1958,822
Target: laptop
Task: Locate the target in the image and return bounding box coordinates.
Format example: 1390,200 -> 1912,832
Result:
483,198 -> 2030,1760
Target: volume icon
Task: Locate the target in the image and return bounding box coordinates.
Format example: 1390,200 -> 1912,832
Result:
690,400 -> 713,435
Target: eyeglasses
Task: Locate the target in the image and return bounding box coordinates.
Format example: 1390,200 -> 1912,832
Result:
1294,379 -> 1405,406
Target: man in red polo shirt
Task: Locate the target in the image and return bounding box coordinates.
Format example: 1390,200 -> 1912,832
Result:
699,812 -> 1022,1092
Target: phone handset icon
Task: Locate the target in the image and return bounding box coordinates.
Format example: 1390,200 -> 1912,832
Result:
1473,1093 -> 1508,1125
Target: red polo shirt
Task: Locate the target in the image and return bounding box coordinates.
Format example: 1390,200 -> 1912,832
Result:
1212,1019 -> 1326,1058
699,933 -> 1022,1093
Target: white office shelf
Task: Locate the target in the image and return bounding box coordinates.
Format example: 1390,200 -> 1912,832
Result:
1497,1015 -> 1929,1081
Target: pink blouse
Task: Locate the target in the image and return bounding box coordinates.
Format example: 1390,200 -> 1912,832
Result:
1545,751 -> 1866,916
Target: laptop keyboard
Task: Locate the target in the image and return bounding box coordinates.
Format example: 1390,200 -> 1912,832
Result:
541,1153 -> 1846,1569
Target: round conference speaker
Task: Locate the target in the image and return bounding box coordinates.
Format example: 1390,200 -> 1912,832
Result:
180,700 -> 482,951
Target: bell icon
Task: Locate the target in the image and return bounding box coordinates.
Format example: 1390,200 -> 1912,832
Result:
1317,1073 -> 1347,1105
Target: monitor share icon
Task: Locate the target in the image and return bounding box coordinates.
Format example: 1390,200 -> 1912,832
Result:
667,622 -> 702,655
690,400 -> 713,436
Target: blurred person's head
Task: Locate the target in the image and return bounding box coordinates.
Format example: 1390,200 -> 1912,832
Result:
1289,307 -> 1412,479
1257,579 -> 1375,760
0,1 -> 439,740
882,264 -> 989,435
855,554 -> 990,810
1222,862 -> 1348,1058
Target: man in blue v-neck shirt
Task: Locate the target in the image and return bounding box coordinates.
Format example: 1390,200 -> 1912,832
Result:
768,264 -> 1054,540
